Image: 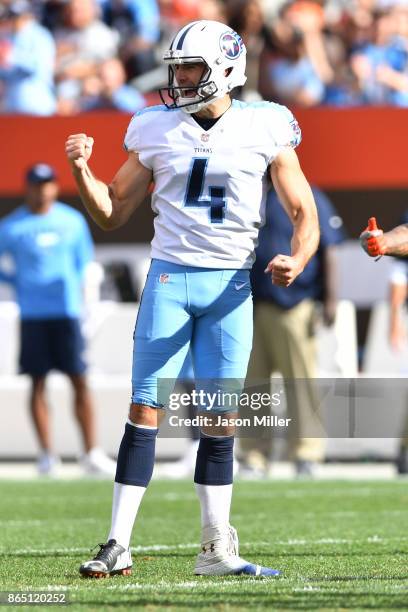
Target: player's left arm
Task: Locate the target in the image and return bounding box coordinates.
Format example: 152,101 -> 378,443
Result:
267,147 -> 320,287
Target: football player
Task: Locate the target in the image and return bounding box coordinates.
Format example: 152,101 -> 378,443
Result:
66,20 -> 320,578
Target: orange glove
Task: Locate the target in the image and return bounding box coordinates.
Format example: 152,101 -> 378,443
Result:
360,217 -> 385,257
368,217 -> 378,232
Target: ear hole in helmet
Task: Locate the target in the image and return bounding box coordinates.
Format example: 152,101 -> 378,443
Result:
225,67 -> 233,77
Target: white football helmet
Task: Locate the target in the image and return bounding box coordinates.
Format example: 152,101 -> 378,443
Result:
159,20 -> 247,113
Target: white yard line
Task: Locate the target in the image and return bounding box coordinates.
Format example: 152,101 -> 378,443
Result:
105,580 -> 272,591
18,581 -> 408,594
3,534 -> 408,557
0,518 -> 99,527
103,580 -> 408,592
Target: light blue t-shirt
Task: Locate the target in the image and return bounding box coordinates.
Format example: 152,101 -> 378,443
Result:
268,57 -> 325,105
0,19 -> 56,115
0,203 -> 93,319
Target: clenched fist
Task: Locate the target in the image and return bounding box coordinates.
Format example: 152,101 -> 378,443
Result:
265,254 -> 303,287
65,133 -> 94,170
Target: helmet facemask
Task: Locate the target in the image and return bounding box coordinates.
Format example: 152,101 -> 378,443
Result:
159,57 -> 219,114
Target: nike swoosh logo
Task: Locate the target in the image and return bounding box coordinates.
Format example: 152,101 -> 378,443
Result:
235,282 -> 248,290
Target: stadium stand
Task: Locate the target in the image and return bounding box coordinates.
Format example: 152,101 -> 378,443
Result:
2,0 -> 408,114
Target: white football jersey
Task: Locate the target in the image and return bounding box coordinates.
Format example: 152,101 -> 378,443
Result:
124,99 -> 301,269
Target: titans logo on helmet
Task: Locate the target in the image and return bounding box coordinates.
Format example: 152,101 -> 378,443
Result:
219,31 -> 244,60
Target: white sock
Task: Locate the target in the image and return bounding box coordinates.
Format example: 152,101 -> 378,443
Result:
195,483 -> 233,528
108,482 -> 146,549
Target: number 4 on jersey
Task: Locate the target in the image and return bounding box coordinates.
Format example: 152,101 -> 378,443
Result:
184,158 -> 226,223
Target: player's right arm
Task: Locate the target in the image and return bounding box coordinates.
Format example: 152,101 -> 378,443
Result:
65,133 -> 152,231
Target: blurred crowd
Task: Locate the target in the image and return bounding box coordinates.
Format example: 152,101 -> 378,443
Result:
1,0 -> 408,115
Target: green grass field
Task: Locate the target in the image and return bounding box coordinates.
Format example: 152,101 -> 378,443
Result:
0,478 -> 407,611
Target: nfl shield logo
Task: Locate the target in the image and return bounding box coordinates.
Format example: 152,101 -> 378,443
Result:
159,273 -> 169,283
201,133 -> 210,142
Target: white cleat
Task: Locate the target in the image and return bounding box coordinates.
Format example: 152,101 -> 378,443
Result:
194,524 -> 280,577
79,447 -> 117,478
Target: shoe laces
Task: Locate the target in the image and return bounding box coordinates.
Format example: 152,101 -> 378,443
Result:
202,525 -> 239,557
228,525 -> 239,556
91,540 -> 119,566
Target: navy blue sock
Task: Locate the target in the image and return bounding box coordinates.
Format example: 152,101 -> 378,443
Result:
194,435 -> 234,485
188,400 -> 200,441
115,423 -> 158,486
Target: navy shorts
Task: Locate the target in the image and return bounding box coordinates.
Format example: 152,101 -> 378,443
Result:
20,318 -> 87,377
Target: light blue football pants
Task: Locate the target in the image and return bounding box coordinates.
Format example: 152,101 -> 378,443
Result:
131,259 -> 253,411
